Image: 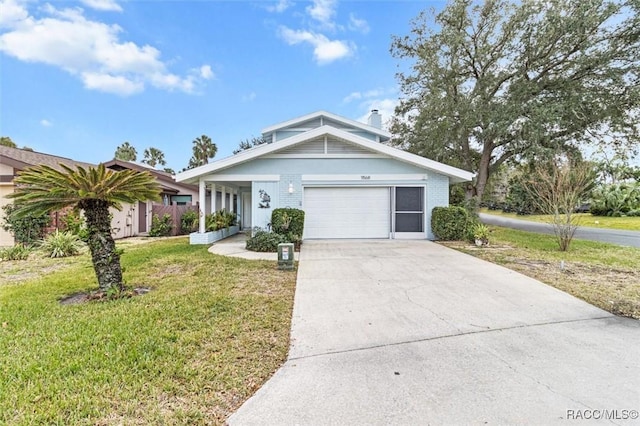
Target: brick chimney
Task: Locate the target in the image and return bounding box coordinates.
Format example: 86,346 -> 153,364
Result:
367,109 -> 382,129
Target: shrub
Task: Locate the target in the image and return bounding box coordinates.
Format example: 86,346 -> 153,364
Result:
271,208 -> 305,241
245,228 -> 288,252
205,210 -> 237,232
149,214 -> 173,237
40,230 -> 85,258
590,182 -> 640,217
0,244 -> 32,261
1,204 -> 51,245
471,223 -> 490,246
60,209 -> 89,241
180,209 -> 199,234
431,206 -> 472,240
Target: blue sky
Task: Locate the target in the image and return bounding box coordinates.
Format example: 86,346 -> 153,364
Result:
0,0 -> 439,171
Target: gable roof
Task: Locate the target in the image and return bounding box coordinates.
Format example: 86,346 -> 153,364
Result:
102,159 -> 198,193
0,145 -> 96,172
176,125 -> 474,184
262,110 -> 392,141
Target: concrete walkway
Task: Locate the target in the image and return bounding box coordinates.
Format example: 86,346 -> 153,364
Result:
480,213 -> 640,248
207,233 -> 278,261
229,240 -> 640,425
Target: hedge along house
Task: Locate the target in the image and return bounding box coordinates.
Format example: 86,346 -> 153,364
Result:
176,110 -> 474,243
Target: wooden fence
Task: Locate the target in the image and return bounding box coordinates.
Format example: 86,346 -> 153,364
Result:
151,203 -> 199,236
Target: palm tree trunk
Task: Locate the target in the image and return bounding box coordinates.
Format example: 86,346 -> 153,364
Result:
82,200 -> 124,292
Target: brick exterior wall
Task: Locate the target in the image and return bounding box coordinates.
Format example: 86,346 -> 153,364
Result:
279,174 -> 303,209
426,173 -> 450,239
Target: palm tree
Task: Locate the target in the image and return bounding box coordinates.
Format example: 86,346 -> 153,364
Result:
8,164 -> 160,292
142,147 -> 166,168
114,141 -> 137,161
187,135 -> 217,169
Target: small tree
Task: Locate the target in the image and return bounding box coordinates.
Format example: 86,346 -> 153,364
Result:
8,164 -> 160,292
523,159 -> 596,251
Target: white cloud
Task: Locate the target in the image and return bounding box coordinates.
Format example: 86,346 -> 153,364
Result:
266,0 -> 293,13
279,26 -> 353,64
306,0 -> 337,29
198,64 -> 214,80
348,13 -> 369,34
40,119 -> 52,127
0,2 -> 211,96
343,91 -> 362,103
79,0 -> 122,12
0,0 -> 29,28
81,72 -> 144,95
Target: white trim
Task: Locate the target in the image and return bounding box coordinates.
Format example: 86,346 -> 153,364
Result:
262,110 -> 392,139
198,179 -> 206,233
201,174 -> 280,182
303,174 -> 427,181
176,125 -> 473,184
265,154 -> 385,159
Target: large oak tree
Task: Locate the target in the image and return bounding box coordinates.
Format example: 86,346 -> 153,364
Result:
390,0 -> 640,201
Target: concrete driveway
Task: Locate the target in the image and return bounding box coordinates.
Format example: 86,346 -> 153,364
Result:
229,240 -> 640,425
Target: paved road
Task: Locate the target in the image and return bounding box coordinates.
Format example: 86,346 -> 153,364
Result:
229,240 -> 640,425
480,213 -> 640,248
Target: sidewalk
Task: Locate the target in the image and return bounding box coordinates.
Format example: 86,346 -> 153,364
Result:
207,233 -> 279,261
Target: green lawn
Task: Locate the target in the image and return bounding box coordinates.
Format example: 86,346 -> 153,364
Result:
0,238 -> 296,425
480,208 -> 640,231
442,226 -> 640,319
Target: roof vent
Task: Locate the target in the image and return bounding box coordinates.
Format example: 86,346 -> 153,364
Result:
368,109 -> 382,129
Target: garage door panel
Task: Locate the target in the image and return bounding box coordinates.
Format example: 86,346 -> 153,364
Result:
304,187 -> 390,239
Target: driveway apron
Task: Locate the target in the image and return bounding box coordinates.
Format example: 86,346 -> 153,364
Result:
229,240 -> 640,425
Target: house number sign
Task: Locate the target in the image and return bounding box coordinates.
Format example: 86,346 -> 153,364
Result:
361,175 -> 371,180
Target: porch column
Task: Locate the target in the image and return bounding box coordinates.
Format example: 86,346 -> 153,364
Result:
221,186 -> 226,211
210,184 -> 216,214
198,179 -> 206,233
230,189 -> 235,213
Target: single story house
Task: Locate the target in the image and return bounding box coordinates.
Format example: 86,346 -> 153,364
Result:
176,110 -> 474,243
0,147 -> 202,245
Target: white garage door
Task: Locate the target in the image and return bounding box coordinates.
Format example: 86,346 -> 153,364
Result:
303,187 -> 390,239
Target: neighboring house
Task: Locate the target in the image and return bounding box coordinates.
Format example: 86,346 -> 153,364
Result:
0,145 -> 96,246
102,159 -> 201,239
176,110 -> 474,243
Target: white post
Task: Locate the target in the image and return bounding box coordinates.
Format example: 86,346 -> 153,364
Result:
221,186 -> 226,211
198,179 -> 206,233
230,189 -> 235,213
210,184 -> 216,214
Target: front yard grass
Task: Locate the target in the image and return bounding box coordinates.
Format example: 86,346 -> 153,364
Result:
441,226 -> 640,319
480,208 -> 640,231
0,237 -> 296,425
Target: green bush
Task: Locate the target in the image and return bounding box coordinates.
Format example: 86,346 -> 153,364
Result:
1,204 -> 51,245
40,230 -> 85,258
180,209 -> 199,234
504,173 -> 538,215
271,208 -> 305,241
590,182 -> 640,217
0,244 -> 32,261
245,228 -> 288,252
205,210 -> 237,232
431,206 -> 472,240
60,209 -> 89,242
149,214 -> 173,237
